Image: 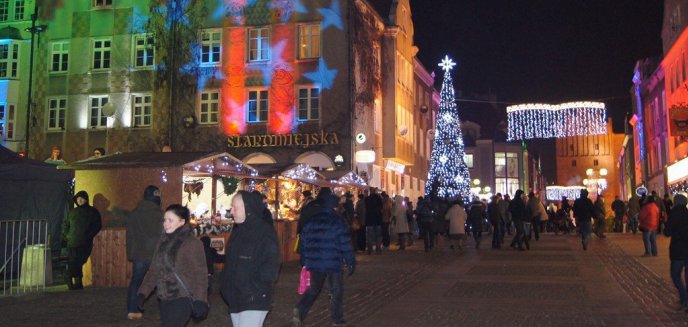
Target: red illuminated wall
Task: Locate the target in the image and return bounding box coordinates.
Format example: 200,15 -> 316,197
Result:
662,27 -> 688,163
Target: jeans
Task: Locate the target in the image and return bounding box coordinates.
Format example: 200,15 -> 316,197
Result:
671,260 -> 688,306
366,226 -> 382,254
397,233 -> 406,249
127,259 -> 151,313
491,223 -> 502,248
579,220 -> 592,249
511,221 -> 529,249
642,230 -> 658,256
230,310 -> 268,327
159,297 -> 191,327
628,215 -> 639,234
295,271 -> 344,324
419,221 -> 434,251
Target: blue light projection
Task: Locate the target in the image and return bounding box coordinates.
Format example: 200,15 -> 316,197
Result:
304,58 -> 337,89
260,40 -> 291,85
129,3 -> 149,34
198,68 -> 226,91
270,0 -> 308,22
318,0 -> 343,30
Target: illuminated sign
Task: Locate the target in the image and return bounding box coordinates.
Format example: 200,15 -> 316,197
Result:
668,156 -> 688,184
355,150 -> 375,163
385,159 -> 405,174
227,130 -> 339,148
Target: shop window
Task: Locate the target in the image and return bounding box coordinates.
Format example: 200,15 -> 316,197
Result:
47,97 -> 67,130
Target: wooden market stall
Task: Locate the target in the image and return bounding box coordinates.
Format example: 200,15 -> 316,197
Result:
59,152 -> 256,287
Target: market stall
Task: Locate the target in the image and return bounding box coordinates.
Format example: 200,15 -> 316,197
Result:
59,152 -> 256,287
323,170 -> 369,196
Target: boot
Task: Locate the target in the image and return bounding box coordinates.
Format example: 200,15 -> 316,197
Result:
74,277 -> 84,290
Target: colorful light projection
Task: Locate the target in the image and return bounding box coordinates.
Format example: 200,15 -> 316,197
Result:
216,0 -> 343,136
506,102 -> 607,141
545,186 -> 585,201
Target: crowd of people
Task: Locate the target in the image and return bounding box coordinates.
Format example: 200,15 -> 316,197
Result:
58,184 -> 688,325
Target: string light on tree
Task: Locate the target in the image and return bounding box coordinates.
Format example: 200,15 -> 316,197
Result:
425,55 -> 471,199
506,102 -> 607,141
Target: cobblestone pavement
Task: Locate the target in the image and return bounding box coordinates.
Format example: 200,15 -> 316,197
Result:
1,233 -> 687,326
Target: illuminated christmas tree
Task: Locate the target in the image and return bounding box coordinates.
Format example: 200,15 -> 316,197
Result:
425,56 -> 471,199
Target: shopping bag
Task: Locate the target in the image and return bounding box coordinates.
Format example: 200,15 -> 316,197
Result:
298,266 -> 311,295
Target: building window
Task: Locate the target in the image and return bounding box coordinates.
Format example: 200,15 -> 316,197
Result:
594,159 -> 599,166
132,94 -> 152,127
495,152 -> 519,196
134,34 -> 154,68
93,0 -> 112,8
248,27 -> 270,62
200,30 -> 221,66
247,89 -> 268,122
47,97 -> 67,130
0,43 -> 18,78
0,0 -> 8,21
298,24 -> 320,59
572,160 -> 577,167
198,90 -> 219,124
297,87 -> 320,121
51,41 -> 69,72
0,103 -> 15,141
89,96 -> 109,128
92,39 -> 111,70
594,144 -> 599,150
13,0 -> 24,20
464,153 -> 474,168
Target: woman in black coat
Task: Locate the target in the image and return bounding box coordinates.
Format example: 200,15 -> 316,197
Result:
220,191 -> 280,326
666,194 -> 688,311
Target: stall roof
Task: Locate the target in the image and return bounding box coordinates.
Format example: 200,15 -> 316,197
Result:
320,170 -> 368,188
59,152 -> 257,177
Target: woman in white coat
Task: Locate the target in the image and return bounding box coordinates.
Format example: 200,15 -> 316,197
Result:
392,195 -> 410,250
445,199 -> 467,250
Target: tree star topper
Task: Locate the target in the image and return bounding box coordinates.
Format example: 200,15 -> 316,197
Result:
439,55 -> 456,72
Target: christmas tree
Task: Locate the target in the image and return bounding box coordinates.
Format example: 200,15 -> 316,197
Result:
425,56 -> 472,199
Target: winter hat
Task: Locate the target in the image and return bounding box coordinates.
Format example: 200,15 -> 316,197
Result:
143,185 -> 161,206
73,190 -> 89,206
674,193 -> 688,208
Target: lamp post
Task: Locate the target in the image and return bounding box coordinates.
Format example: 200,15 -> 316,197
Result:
23,6 -> 46,157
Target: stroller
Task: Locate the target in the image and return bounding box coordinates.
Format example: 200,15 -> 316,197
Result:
553,209 -> 574,234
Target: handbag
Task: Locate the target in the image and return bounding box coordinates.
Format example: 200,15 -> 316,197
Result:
173,271 -> 208,321
298,266 -> 311,295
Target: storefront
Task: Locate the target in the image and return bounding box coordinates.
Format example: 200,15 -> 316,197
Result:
667,156 -> 688,194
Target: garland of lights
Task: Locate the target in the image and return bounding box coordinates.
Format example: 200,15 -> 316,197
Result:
338,172 -> 367,187
281,164 -> 318,183
425,56 -> 471,199
507,102 -> 607,141
545,186 -> 586,201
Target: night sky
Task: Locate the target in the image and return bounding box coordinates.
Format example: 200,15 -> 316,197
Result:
411,0 -> 664,182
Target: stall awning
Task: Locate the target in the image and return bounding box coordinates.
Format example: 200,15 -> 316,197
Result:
281,164 -> 328,185
321,170 -> 368,188
59,152 -> 257,177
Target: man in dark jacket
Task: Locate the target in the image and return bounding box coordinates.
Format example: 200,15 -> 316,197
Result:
573,189 -> 595,250
365,190 -> 383,254
665,194 -> 688,311
61,190 -> 102,290
488,195 -> 504,249
297,188 -> 332,234
294,194 -> 355,327
118,185 -> 163,319
611,196 -> 626,233
509,190 -> 528,251
416,196 -> 434,252
468,197 -> 485,249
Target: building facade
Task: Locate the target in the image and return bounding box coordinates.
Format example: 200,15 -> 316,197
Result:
556,120 -> 625,205
20,0 -> 434,195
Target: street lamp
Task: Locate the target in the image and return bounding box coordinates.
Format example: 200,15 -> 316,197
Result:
23,7 -> 47,157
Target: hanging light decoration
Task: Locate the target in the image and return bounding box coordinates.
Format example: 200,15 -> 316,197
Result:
281,164 -> 318,183
545,186 -> 586,201
507,102 -> 607,141
338,172 -> 367,187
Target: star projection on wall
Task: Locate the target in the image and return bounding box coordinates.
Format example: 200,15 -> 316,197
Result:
318,0 -> 343,30
222,98 -> 247,135
304,58 -> 337,90
260,40 -> 291,85
270,0 -> 308,22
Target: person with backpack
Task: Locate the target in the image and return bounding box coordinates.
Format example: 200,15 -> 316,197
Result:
416,196 -> 435,252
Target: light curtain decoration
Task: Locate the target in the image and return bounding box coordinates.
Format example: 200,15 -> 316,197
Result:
507,102 -> 607,141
